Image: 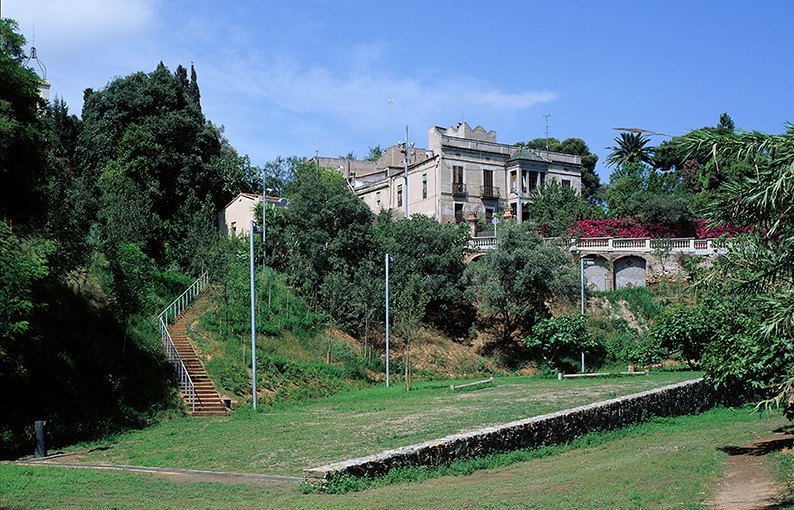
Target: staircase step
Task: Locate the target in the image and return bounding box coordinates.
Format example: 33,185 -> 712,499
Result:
164,290 -> 227,418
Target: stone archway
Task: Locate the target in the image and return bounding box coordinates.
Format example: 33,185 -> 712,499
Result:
583,255 -> 610,291
464,252 -> 487,264
613,255 -> 647,289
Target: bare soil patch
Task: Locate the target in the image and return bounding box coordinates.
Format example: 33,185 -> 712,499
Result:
711,429 -> 794,509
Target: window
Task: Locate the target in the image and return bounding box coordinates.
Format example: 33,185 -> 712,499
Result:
454,203 -> 464,223
397,184 -> 403,207
511,170 -> 527,193
528,171 -> 538,191
485,207 -> 494,225
561,179 -> 571,188
375,191 -> 381,205
453,165 -> 463,183
422,174 -> 427,199
483,169 -> 493,188
540,172 -> 546,186
231,222 -> 236,235
452,165 -> 464,194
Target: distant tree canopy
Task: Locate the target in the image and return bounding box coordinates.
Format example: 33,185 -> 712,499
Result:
604,162 -> 695,225
606,132 -> 654,168
528,180 -> 593,237
366,145 -> 384,161
653,113 -> 752,196
0,19 -> 54,226
76,62 -> 252,262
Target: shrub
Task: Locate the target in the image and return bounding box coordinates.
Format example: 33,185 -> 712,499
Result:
650,305 -> 713,368
524,315 -> 603,372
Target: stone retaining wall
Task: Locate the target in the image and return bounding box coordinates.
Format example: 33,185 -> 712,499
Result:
303,378 -> 716,486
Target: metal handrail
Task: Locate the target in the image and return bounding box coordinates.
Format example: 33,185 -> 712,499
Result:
157,272 -> 208,413
158,272 -> 210,326
160,316 -> 195,412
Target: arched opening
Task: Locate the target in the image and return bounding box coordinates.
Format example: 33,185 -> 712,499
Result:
582,255 -> 610,291
613,255 -> 647,289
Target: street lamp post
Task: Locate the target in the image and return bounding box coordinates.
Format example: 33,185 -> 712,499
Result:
578,254 -> 595,373
399,126 -> 413,219
385,253 -> 391,387
249,220 -> 263,409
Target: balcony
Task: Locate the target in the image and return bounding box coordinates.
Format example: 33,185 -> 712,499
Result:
480,185 -> 500,199
451,182 -> 466,195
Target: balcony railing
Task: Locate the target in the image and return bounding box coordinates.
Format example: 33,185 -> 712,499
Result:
451,182 -> 466,195
480,185 -> 500,199
468,236 -> 729,254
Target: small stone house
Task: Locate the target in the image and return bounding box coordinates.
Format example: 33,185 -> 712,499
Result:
218,192 -> 289,237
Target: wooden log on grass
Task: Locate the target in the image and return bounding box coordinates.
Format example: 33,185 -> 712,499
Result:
559,370 -> 649,379
450,377 -> 494,392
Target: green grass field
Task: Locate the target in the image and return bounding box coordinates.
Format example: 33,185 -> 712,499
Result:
51,372 -> 700,475
1,406 -> 789,509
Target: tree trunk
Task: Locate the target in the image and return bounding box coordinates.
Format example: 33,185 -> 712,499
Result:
404,338 -> 411,391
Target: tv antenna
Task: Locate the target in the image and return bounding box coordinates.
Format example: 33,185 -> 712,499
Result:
543,114 -> 551,149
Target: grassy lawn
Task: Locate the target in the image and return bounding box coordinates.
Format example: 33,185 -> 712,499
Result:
48,372 -> 698,475
1,407 -> 788,509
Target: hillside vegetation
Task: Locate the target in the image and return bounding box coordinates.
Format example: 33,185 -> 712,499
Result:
2,15 -> 791,461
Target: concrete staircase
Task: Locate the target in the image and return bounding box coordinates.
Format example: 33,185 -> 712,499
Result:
167,294 -> 228,417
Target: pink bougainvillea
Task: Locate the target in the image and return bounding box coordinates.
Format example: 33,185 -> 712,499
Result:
564,218 -> 749,239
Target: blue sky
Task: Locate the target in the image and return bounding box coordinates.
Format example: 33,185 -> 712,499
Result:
6,0 -> 793,182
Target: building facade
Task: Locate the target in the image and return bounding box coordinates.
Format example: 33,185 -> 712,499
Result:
345,123 -> 583,225
218,192 -> 289,237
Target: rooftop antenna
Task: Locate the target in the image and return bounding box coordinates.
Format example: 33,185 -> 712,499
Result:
543,114 -> 551,149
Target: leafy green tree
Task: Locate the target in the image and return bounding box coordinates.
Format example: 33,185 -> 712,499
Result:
377,214 -> 470,334
524,315 -> 601,372
106,243 -> 152,357
0,222 -> 51,340
97,162 -> 158,251
76,62 -> 230,265
678,123 -> 794,415
208,133 -> 260,199
604,162 -> 694,224
0,19 -> 53,225
263,156 -> 303,196
650,305 -> 713,368
284,164 -> 377,311
654,113 -> 748,198
366,145 -> 384,161
606,132 -> 654,167
465,221 -> 578,358
528,180 -> 592,236
393,273 -> 430,391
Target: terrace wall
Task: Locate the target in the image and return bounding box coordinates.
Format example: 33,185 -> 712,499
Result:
304,378 -> 716,487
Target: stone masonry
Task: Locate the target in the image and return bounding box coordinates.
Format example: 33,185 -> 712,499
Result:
303,378 -> 716,487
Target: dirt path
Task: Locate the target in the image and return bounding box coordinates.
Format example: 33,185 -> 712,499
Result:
711,430 -> 793,509
15,455 -> 302,485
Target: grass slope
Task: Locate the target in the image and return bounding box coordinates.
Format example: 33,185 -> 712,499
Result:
1,407 -> 788,509
61,372 -> 697,475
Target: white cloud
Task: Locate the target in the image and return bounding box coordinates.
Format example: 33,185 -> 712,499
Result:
194,51 -> 559,164
207,53 -> 556,129
6,0 -> 158,48
470,89 -> 558,110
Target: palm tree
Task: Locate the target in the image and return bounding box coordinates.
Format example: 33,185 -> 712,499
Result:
606,132 -> 654,167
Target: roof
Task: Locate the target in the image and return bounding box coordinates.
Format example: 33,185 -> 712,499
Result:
222,192 -> 290,211
507,147 -> 550,163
